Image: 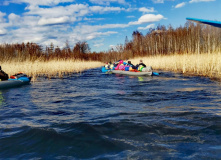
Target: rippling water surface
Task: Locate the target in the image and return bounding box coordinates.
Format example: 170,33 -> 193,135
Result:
0,68 -> 221,159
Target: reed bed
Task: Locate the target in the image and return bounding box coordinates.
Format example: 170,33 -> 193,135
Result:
130,53 -> 221,80
1,53 -> 221,81
1,60 -> 103,81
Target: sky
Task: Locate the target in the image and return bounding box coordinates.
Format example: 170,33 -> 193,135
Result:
0,0 -> 220,52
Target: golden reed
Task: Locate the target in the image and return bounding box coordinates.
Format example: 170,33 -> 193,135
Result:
1,53 -> 220,81
1,60 -> 103,81
130,53 -> 221,80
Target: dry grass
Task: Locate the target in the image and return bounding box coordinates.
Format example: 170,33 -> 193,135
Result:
129,53 -> 221,80
1,60 -> 103,81
2,53 -> 221,81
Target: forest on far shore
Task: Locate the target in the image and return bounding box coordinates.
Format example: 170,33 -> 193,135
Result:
0,21 -> 221,63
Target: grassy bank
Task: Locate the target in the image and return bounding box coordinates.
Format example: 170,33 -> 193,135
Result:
130,53 -> 221,80
1,60 -> 103,81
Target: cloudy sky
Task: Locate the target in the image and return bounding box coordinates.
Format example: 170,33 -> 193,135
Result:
0,0 -> 220,52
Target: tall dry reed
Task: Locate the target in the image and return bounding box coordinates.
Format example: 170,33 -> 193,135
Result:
130,53 -> 221,80
1,60 -> 103,81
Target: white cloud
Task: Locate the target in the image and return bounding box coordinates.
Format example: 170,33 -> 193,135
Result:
20,16 -> 41,27
129,14 -> 164,25
152,0 -> 175,3
83,17 -> 105,21
74,23 -> 128,36
23,4 -> 126,23
7,14 -> 39,27
139,7 -> 155,13
2,27 -> 41,44
189,0 -> 215,3
8,13 -> 21,24
89,0 -> 126,5
38,16 -> 71,25
86,31 -> 117,40
0,1 -> 166,51
138,24 -> 155,30
0,28 -> 7,35
94,43 -> 104,48
175,2 -> 186,8
0,12 -> 69,46
25,4 -> 89,18
0,7 -> 165,47
73,13 -> 164,39
70,13 -> 165,46
89,6 -> 124,13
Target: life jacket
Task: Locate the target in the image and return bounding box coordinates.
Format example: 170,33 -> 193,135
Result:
10,73 -> 27,79
10,75 -> 17,79
109,64 -> 114,69
115,60 -> 124,70
125,66 -> 130,71
105,64 -> 109,69
138,65 -> 144,71
119,64 -> 125,70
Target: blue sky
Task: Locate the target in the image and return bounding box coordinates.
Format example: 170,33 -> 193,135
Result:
0,0 -> 220,52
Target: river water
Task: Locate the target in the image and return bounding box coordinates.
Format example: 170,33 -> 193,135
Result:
0,68 -> 221,159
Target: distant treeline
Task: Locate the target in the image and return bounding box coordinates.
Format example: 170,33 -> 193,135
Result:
1,21 -> 221,62
0,41 -> 103,62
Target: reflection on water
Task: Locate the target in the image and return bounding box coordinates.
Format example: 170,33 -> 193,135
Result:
175,87 -> 204,92
0,91 -> 4,106
0,69 -> 221,159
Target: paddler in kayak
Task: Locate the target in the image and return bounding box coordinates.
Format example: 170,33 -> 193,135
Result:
127,61 -> 137,69
104,62 -> 114,70
137,60 -> 146,68
0,66 -> 9,81
136,60 -> 147,71
104,62 -> 109,69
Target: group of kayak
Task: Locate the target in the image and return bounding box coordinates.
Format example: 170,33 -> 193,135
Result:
0,66 -> 32,89
102,60 -> 159,76
0,59 -> 158,89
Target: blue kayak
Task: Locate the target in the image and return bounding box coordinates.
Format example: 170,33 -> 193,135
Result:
0,75 -> 31,89
102,67 -> 110,73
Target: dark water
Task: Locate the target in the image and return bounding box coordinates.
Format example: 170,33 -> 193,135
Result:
0,68 -> 221,159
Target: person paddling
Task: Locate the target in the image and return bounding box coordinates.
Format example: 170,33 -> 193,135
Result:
137,60 -> 146,68
0,66 -> 9,81
135,60 -> 147,71
127,61 -> 136,69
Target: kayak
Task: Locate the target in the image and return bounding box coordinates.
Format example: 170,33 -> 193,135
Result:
111,70 -> 152,76
102,67 -> 110,73
0,75 -> 31,89
101,66 -> 159,76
